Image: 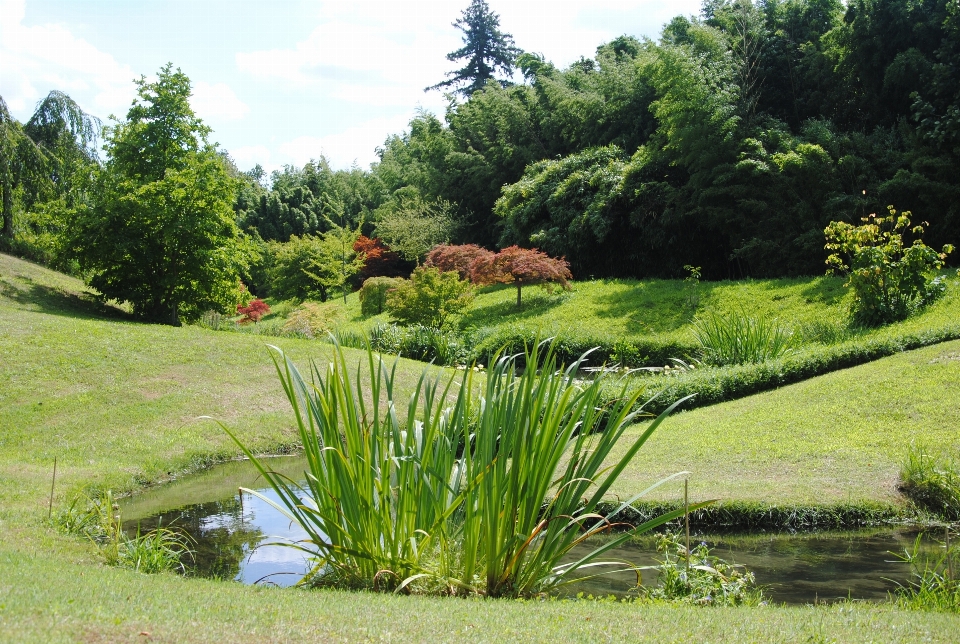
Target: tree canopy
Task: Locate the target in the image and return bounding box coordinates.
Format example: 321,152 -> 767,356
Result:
69,64 -> 245,325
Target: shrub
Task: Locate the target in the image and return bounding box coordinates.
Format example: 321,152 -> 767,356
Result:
223,341 -> 702,596
425,243 -> 495,280
282,301 -> 343,339
359,276 -> 404,316
825,206 -> 953,326
237,298 -> 270,324
691,310 -> 793,366
470,245 -> 572,307
386,266 -> 473,328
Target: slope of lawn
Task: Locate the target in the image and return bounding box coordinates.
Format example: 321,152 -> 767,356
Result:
608,338 -> 960,508
3,252 -> 960,641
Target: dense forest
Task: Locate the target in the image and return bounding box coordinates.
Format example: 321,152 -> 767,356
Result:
3,0 -> 959,298
233,0 -> 960,281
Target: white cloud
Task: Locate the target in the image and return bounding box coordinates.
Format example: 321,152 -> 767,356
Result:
0,0 -> 135,119
191,81 -> 249,122
281,116 -> 407,169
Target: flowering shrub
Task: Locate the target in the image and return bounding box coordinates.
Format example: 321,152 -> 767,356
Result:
237,298 -> 270,324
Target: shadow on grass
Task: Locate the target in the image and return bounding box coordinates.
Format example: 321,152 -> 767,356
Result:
0,276 -> 131,321
460,284 -> 570,328
590,279 -> 703,335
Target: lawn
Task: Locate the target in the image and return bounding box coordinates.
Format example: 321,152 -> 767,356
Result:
3,252 -> 960,641
606,339 -> 960,506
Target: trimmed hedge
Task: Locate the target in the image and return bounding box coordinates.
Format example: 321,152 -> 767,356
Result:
596,500 -> 907,532
468,324 -> 697,369
617,322 -> 960,417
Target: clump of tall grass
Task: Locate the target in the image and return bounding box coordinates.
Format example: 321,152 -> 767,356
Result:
55,490 -> 193,574
691,310 -> 793,366
900,447 -> 960,520
892,533 -> 960,612
223,341 -> 704,597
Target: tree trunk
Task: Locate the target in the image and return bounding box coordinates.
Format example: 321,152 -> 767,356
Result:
516,282 -> 522,307
1,177 -> 13,241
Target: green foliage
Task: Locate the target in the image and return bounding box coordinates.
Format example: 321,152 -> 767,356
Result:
68,65 -> 244,325
281,301 -> 344,339
359,276 -> 404,316
691,310 -> 794,366
223,341 -> 699,596
373,189 -> 462,263
426,0 -> 520,96
639,533 -> 764,606
266,218 -> 363,303
826,206 -> 953,326
56,489 -> 192,574
893,533 -> 960,613
901,446 -> 960,520
386,266 -> 473,328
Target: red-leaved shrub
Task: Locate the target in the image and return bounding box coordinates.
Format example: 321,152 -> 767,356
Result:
470,246 -> 572,306
425,244 -> 495,281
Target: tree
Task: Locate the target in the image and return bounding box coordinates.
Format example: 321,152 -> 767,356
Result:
373,188 -> 463,263
424,243 -> 494,280
267,223 -> 364,303
426,0 -> 521,97
69,64 -> 245,325
354,235 -> 406,279
0,91 -> 99,244
386,266 -> 474,328
470,246 -> 572,306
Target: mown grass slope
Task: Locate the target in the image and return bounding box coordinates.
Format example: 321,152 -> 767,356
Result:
3,252 -> 960,641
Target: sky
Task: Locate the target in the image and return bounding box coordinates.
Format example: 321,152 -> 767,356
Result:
0,0 -> 703,174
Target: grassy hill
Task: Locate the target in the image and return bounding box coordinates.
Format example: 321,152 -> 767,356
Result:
3,252 -> 960,641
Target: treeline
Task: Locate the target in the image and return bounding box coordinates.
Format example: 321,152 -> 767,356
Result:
234,0 -> 959,281
2,0 -> 958,316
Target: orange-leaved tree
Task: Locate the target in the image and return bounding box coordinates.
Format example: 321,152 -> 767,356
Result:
425,243 -> 495,280
470,246 -> 572,306
353,235 -> 405,279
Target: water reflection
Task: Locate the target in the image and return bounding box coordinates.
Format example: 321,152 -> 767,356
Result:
120,457 -> 928,602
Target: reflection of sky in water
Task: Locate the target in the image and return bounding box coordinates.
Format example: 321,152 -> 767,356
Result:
211,487 -> 312,587
125,457 -> 931,602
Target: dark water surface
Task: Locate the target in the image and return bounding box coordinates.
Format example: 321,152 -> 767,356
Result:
120,456 -> 933,603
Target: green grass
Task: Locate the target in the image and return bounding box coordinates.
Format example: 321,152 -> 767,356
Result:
4,252 -> 960,640
604,339 -> 960,508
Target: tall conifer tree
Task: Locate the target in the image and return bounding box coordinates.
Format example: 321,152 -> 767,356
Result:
426,0 -> 521,97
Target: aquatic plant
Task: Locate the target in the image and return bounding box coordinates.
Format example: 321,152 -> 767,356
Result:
55,489 -> 192,573
892,532 -> 960,612
638,532 -> 763,606
223,340 -> 703,597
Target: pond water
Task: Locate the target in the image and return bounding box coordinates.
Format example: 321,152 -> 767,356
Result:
120,456 -> 935,603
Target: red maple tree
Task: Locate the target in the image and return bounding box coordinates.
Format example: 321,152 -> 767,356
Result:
237,298 -> 270,324
470,246 -> 572,306
353,235 -> 405,279
425,244 -> 495,280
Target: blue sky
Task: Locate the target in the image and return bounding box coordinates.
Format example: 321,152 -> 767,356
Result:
0,0 -> 702,173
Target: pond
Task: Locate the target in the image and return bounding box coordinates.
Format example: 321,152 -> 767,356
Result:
120,456 -> 934,603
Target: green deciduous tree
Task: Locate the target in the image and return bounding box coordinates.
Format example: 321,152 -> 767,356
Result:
69,64 -> 245,325
426,0 -> 521,97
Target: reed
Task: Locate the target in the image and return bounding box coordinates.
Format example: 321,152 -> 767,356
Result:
692,310 -> 793,366
223,340 -> 704,597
